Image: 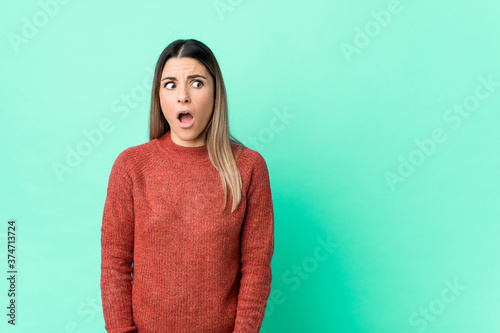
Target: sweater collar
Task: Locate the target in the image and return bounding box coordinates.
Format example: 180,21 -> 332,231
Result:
156,129 -> 210,163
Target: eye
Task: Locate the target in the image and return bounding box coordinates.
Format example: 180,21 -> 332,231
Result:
164,82 -> 175,89
192,80 -> 204,88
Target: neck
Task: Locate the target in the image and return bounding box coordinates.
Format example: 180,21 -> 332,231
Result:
155,129 -> 210,163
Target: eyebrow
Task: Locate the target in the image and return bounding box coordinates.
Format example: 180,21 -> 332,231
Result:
161,74 -> 208,81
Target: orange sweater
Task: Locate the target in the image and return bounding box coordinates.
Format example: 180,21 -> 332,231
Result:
100,129 -> 274,333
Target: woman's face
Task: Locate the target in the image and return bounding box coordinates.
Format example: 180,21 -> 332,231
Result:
159,57 -> 215,147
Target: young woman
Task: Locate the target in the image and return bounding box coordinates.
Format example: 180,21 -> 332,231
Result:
100,39 -> 275,333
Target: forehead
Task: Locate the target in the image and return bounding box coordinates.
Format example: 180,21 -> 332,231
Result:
161,57 -> 209,77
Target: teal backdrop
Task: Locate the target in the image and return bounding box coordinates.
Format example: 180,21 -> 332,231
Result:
1,0 -> 499,332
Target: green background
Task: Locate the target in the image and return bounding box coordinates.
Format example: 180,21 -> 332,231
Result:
2,0 -> 499,332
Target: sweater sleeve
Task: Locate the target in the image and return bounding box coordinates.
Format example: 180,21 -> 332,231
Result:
100,152 -> 137,333
233,152 -> 275,333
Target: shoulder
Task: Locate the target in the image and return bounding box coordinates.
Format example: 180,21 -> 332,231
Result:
111,140 -> 157,172
237,146 -> 270,177
236,147 -> 273,198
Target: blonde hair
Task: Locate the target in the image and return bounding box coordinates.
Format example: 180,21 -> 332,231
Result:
149,39 -> 245,213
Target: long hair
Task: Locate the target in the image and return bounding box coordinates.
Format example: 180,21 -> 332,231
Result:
149,39 -> 245,213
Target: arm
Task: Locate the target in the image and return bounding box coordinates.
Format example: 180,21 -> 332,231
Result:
233,152 -> 275,333
100,152 -> 137,333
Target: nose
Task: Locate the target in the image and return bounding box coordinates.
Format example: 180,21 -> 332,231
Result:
177,84 -> 190,104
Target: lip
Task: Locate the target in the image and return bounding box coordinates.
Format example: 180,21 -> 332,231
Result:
177,109 -> 194,129
176,109 -> 193,119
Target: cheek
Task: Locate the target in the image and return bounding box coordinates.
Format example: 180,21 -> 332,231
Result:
159,92 -> 173,114
197,91 -> 214,112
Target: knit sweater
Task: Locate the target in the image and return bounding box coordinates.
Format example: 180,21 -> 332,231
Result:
100,129 -> 275,333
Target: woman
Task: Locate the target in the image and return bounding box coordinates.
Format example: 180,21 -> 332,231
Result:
100,39 -> 275,333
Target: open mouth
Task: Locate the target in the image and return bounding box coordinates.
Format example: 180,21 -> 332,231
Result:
178,112 -> 193,123
177,111 -> 194,128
